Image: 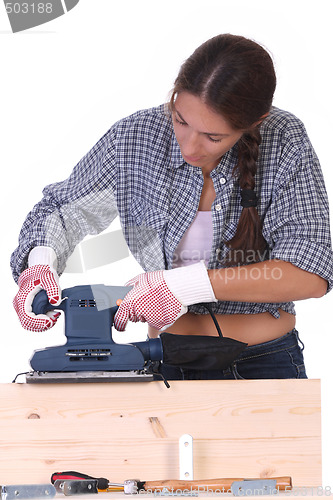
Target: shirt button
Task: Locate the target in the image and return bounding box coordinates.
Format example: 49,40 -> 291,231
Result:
219,177 -> 227,185
215,203 -> 222,211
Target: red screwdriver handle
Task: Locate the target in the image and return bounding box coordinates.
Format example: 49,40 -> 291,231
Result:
51,471 -> 109,490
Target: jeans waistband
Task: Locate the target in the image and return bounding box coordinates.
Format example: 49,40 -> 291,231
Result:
236,329 -> 303,361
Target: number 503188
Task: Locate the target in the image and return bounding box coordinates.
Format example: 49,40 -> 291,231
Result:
5,3 -> 53,14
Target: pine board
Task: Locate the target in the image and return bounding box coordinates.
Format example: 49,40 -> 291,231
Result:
0,379 -> 321,486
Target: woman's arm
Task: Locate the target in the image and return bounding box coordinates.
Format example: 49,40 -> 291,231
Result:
10,128 -> 118,282
208,259 -> 328,303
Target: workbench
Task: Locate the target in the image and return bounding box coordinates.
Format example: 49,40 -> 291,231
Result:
0,379 -> 323,498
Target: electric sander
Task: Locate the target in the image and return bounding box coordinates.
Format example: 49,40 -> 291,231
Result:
25,284 -> 247,384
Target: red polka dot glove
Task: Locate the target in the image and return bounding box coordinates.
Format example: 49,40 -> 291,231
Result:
113,261 -> 217,332
13,247 -> 61,332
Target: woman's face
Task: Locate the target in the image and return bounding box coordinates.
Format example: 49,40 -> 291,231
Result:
172,92 -> 244,173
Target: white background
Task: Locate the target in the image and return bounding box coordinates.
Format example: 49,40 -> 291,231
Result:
1,0 -> 332,486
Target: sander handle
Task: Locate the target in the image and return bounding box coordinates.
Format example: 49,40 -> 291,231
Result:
32,289 -> 58,315
31,286 -> 125,316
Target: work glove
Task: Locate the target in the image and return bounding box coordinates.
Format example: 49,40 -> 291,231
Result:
113,261 -> 217,332
13,247 -> 61,332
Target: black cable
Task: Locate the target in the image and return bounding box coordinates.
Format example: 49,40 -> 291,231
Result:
149,362 -> 170,388
201,303 -> 223,338
12,371 -> 30,383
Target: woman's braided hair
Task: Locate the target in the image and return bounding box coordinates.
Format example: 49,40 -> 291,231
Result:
171,34 -> 276,265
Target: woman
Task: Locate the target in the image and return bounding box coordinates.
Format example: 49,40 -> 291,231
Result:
11,34 -> 333,380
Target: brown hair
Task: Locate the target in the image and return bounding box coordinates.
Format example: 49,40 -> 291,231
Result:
170,34 -> 276,265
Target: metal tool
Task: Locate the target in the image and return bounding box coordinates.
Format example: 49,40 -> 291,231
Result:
1,484 -> 56,500
51,472 -> 123,492
54,480 -> 123,495
51,471 -> 292,496
54,480 -> 98,496
231,479 -> 279,496
120,477 -> 292,495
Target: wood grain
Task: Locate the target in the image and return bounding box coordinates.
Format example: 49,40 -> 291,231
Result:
0,379 -> 321,486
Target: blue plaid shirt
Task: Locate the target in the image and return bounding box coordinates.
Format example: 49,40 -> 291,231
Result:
11,105 -> 333,318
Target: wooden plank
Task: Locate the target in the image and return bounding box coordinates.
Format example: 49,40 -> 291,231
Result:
0,436 -> 321,485
0,380 -> 321,487
0,380 -> 320,438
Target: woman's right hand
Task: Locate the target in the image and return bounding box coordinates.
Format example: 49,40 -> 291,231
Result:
13,265 -> 61,332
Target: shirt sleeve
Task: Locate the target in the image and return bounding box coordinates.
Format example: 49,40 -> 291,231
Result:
10,127 -> 119,283
262,133 -> 333,293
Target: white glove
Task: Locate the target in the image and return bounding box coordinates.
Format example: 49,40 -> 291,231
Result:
13,247 -> 62,332
114,261 -> 217,331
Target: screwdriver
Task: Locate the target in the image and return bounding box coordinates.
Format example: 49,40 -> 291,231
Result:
51,471 -> 124,492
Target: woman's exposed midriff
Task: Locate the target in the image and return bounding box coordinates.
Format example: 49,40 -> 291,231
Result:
148,309 -> 296,346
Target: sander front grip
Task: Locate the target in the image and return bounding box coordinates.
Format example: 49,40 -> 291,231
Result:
139,477 -> 292,492
32,289 -> 62,315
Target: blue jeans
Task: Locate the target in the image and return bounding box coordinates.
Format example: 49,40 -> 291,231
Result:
158,329 -> 307,380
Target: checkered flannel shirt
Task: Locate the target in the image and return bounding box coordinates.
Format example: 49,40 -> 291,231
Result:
11,105 -> 333,317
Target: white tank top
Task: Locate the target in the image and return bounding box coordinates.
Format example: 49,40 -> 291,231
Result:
173,211 -> 213,268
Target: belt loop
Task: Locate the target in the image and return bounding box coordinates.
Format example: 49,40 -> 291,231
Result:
295,329 -> 305,352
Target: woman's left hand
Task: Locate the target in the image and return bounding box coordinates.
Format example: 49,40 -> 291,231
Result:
113,261 -> 217,331
113,270 -> 187,331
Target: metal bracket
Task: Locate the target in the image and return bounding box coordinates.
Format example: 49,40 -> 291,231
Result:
62,480 -> 98,496
231,479 -> 278,496
53,480 -> 98,496
1,484 -> 56,500
179,434 -> 193,480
